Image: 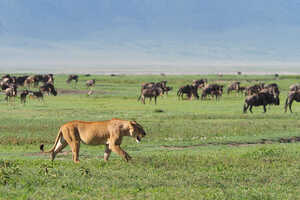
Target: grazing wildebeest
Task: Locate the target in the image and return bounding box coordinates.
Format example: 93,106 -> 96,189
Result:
66,75 -> 79,84
177,85 -> 199,100
20,90 -> 29,104
227,81 -> 240,95
201,84 -> 224,100
86,79 -> 96,87
284,90 -> 300,113
39,83 -> 57,96
138,87 -> 162,104
4,84 -> 17,102
28,90 -> 44,100
243,88 -> 280,113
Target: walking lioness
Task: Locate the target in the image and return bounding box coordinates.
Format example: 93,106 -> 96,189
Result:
41,118 -> 146,163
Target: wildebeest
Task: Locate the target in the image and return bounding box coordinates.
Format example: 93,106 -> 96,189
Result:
227,81 -> 240,95
28,90 -> 44,100
284,90 -> 300,113
192,79 -> 207,88
141,81 -> 169,95
141,81 -> 166,90
4,84 -> 17,102
177,80 -> 204,100
86,79 -> 96,87
0,81 -> 11,91
66,75 -> 79,84
289,84 -> 300,91
138,87 -> 162,104
163,86 -> 173,95
177,85 -> 199,100
20,90 -> 29,104
243,88 -> 280,113
245,83 -> 265,96
201,84 -> 224,100
24,76 -> 36,88
237,86 -> 246,94
15,76 -> 29,86
39,83 -> 57,96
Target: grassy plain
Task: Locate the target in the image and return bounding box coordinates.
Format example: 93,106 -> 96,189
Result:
1,74 -> 300,199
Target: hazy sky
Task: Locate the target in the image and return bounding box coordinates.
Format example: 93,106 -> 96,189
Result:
1,0 -> 300,73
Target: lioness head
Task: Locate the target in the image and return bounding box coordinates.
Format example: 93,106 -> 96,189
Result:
129,121 -> 146,143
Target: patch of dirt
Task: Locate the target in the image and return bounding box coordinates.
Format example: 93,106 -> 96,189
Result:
161,136 -> 300,149
58,89 -> 108,95
24,150 -> 72,157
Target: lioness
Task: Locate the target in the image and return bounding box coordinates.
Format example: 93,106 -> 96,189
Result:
41,118 -> 146,163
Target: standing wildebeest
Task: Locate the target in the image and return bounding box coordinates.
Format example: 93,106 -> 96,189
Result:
28,90 -> 44,100
138,87 -> 162,104
15,76 -> 29,87
66,75 -> 79,84
141,81 -> 169,95
4,84 -> 17,102
201,84 -> 224,100
86,79 -> 96,87
39,83 -> 57,96
20,90 -> 29,104
227,81 -> 240,95
163,86 -> 172,95
177,80 -> 204,100
237,86 -> 246,94
33,74 -> 54,86
177,85 -> 199,100
24,75 -> 36,88
44,74 -> 54,84
243,88 -> 280,113
285,90 -> 300,113
192,79 -> 207,88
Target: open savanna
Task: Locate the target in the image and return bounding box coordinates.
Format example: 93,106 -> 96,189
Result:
1,73 -> 300,199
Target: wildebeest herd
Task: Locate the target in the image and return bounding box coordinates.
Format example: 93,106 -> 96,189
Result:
2,73 -> 300,113
139,78 -> 300,113
0,74 -> 57,103
0,74 -> 96,104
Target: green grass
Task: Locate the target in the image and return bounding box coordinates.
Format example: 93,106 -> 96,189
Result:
1,74 -> 300,199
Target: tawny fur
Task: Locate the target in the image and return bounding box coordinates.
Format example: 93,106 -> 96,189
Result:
41,118 -> 146,163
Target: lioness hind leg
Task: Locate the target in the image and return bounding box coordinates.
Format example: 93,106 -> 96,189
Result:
62,128 -> 81,163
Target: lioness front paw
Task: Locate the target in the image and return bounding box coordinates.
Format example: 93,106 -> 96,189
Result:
125,154 -> 132,162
